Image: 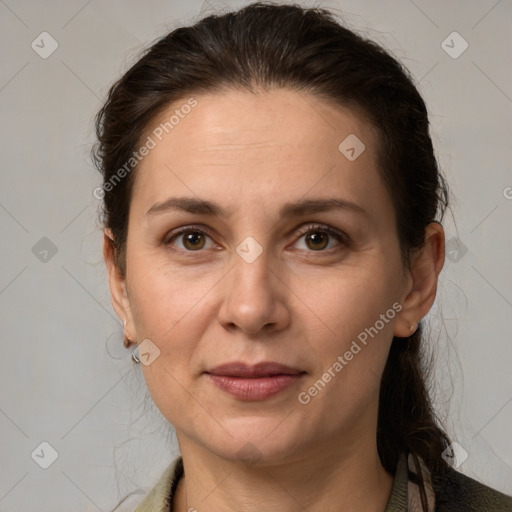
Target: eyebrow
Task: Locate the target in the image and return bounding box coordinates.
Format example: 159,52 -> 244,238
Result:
145,196 -> 367,219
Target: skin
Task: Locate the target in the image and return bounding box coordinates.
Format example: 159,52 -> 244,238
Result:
104,88 -> 445,512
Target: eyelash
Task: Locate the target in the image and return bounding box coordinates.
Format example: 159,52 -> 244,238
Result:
163,223 -> 347,254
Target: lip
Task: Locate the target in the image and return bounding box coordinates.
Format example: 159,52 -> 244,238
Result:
205,361 -> 306,401
206,361 -> 304,377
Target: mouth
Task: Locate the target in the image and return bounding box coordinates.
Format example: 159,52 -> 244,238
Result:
206,361 -> 304,377
205,361 -> 306,400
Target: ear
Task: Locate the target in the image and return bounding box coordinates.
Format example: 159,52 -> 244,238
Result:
394,222 -> 445,338
103,228 -> 136,346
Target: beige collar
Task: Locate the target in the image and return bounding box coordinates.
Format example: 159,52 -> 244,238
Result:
134,452 -> 431,512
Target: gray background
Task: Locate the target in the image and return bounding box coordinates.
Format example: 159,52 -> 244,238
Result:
1,0 -> 511,510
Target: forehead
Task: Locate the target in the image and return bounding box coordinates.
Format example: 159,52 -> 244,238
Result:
130,88 -> 390,221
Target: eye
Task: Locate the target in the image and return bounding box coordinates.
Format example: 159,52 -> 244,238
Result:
164,226 -> 216,251
294,224 -> 346,252
164,223 -> 347,253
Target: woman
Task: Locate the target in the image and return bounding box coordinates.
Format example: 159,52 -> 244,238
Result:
92,2 -> 512,511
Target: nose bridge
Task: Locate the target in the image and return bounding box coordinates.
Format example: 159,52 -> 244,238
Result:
218,231 -> 287,333
232,234 -> 275,302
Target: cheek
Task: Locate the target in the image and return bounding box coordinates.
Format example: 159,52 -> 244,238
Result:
127,250 -> 217,336
134,274 -> 207,426
297,286 -> 396,432
298,261 -> 400,395
127,257 -> 220,395
303,260 -> 400,339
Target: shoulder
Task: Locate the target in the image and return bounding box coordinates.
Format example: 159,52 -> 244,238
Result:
432,466 -> 512,512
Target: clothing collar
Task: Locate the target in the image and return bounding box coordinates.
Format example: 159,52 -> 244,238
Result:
135,452 -> 413,512
384,452 -> 408,511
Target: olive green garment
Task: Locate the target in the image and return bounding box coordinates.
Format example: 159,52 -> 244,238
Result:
134,452 -> 512,511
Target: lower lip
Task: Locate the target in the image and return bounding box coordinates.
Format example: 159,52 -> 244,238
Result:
206,373 -> 305,400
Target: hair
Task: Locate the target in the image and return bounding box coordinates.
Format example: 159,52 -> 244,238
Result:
92,2 -> 451,509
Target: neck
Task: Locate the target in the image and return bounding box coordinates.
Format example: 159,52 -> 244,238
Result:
172,433 -> 394,512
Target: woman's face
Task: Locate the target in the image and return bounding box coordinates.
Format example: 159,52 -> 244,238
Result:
112,88 -> 415,464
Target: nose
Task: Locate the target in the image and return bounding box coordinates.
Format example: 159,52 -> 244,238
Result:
217,250 -> 290,336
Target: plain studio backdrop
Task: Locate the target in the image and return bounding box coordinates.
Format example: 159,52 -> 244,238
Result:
0,0 -> 511,510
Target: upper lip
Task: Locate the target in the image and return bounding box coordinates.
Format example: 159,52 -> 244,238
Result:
206,361 -> 305,377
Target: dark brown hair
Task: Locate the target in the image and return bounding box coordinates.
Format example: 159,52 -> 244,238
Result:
92,2 -> 451,508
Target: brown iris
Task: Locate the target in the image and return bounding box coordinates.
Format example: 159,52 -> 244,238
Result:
305,231 -> 329,250
182,231 -> 206,250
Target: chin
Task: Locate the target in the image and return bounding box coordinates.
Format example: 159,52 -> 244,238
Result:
197,416 -> 308,466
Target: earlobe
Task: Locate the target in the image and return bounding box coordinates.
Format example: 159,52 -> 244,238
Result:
393,222 -> 445,338
103,229 -> 136,344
